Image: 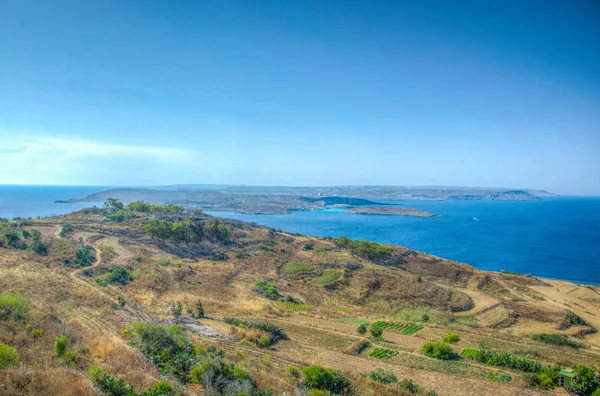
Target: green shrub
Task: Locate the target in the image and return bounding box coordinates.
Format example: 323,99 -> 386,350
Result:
357,324 -> 367,335
565,311 -> 587,326
367,368 -> 397,384
254,280 -> 280,300
443,332 -> 460,344
258,336 -> 271,348
399,378 -> 417,392
288,365 -> 300,379
189,355 -> 253,394
301,365 -> 351,395
96,266 -> 133,287
0,343 -> 19,370
370,326 -> 383,339
74,245 -> 96,267
567,364 -> 600,395
532,333 -> 583,348
195,300 -> 205,318
203,219 -> 231,242
128,322 -> 195,382
90,366 -> 175,395
54,335 -> 69,357
0,292 -> 28,321
421,342 -> 454,360
460,348 -> 542,373
223,317 -> 287,340
335,236 -> 394,261
59,224 -> 73,238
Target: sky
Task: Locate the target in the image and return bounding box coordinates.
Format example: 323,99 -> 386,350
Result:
1,1 -> 599,194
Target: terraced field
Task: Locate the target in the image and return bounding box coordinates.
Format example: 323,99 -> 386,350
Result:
371,321 -> 424,335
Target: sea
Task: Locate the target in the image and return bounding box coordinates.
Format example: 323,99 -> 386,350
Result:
1,185 -> 599,285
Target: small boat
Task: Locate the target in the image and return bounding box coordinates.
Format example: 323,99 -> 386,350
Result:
473,217 -> 480,221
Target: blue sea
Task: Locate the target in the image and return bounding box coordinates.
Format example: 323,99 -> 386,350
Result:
0,185 -> 599,285
207,198 -> 600,285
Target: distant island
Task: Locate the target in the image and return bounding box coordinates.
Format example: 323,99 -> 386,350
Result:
349,206 -> 436,217
58,185 -> 553,215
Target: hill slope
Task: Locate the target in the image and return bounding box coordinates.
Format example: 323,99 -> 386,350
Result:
1,204 -> 599,395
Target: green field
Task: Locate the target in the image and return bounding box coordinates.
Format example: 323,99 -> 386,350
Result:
369,348 -> 399,359
371,321 -> 423,335
282,261 -> 315,274
277,301 -> 314,312
311,269 -> 343,285
338,318 -> 370,325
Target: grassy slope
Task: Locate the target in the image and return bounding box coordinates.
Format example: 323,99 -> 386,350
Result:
1,209 -> 600,395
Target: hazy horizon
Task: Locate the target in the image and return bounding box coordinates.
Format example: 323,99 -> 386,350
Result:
1,1 -> 599,195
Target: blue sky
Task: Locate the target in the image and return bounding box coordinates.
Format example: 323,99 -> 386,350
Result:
1,1 -> 599,194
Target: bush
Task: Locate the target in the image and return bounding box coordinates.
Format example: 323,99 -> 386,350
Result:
96,266 -> 133,286
288,366 -> 300,378
301,365 -> 351,395
0,343 -> 19,370
195,300 -> 205,318
203,219 -> 231,242
189,355 -> 253,394
421,342 -> 454,360
565,311 -> 587,326
59,224 -> 73,237
532,333 -> 582,348
254,280 -> 280,300
224,317 -> 287,340
357,324 -> 367,335
258,336 -> 271,348
129,322 -> 195,382
54,335 -> 69,357
370,326 -> 383,339
0,292 -> 28,321
367,368 -> 397,384
90,366 -> 176,395
460,348 -> 542,373
74,245 -> 96,267
335,236 -> 394,261
399,378 -> 417,392
443,332 -> 460,344
567,364 -> 600,395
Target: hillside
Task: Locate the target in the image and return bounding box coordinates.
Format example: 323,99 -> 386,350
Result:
1,201 -> 599,395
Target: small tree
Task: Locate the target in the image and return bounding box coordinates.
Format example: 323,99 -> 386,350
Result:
443,332 -> 460,343
195,300 -> 205,319
566,364 -> 600,395
54,335 -> 69,358
370,326 -> 383,339
421,342 -> 455,360
0,342 -> 19,369
171,301 -> 183,319
104,198 -> 124,210
357,324 -> 367,335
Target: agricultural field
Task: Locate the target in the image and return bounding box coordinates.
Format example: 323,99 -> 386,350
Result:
371,321 -> 424,335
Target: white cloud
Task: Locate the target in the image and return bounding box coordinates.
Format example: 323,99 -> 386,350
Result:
12,136 -> 194,163
0,135 -> 198,184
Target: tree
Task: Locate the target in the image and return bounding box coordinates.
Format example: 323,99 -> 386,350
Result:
54,335 -> 69,357
171,301 -> 183,319
370,326 -> 383,339
567,364 -> 600,395
357,324 -> 367,335
421,342 -> 455,360
301,365 -> 351,395
195,300 -> 205,319
104,198 -> 124,210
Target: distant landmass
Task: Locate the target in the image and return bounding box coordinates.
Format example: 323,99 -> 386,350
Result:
349,206 -> 436,217
59,185 -> 553,215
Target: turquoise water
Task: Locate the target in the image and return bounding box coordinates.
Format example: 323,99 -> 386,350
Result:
207,198 -> 600,285
1,185 -> 598,284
